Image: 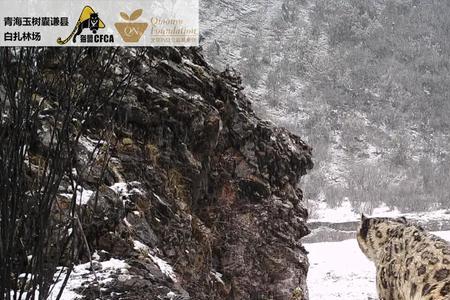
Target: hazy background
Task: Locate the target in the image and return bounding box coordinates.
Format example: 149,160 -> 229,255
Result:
200,0 -> 450,215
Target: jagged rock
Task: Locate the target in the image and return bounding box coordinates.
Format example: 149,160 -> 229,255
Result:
29,47 -> 313,300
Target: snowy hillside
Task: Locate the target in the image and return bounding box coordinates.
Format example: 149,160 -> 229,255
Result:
305,231 -> 450,300
201,0 -> 450,214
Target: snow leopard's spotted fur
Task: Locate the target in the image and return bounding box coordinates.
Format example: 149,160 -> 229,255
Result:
357,215 -> 450,300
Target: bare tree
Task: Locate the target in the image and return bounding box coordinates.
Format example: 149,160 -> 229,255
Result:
0,47 -> 139,300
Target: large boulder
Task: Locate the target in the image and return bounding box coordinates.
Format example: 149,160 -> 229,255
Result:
31,47 -> 313,300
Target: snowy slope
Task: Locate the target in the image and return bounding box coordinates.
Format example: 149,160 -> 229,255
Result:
308,199 -> 450,224
305,231 -> 450,300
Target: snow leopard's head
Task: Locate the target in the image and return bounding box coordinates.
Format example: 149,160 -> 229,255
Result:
356,214 -> 407,261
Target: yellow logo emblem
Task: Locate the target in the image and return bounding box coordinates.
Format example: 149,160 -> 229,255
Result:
57,6 -> 105,45
115,9 -> 148,43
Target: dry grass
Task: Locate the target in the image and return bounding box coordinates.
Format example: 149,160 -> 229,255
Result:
167,168 -> 190,211
145,143 -> 160,164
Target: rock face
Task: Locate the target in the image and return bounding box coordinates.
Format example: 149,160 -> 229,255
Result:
29,48 -> 313,299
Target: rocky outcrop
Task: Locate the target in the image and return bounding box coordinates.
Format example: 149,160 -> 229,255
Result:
26,48 -> 313,299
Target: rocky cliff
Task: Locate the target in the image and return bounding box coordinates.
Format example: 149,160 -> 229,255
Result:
2,47 -> 313,300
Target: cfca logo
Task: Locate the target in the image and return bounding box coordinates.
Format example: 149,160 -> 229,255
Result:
115,9 -> 148,43
57,6 -> 113,45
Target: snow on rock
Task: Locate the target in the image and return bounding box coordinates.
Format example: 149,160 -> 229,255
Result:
78,136 -> 105,154
211,271 -> 225,286
17,256 -> 131,300
306,231 -> 450,300
173,87 -> 188,96
149,254 -> 177,283
123,217 -> 132,228
133,240 -> 177,283
166,291 -> 176,299
60,186 -> 94,206
49,257 -> 131,300
109,181 -> 145,205
133,240 -> 150,253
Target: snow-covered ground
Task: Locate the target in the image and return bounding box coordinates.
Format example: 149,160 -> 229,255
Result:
305,231 -> 450,300
16,254 -> 131,300
308,199 -> 450,224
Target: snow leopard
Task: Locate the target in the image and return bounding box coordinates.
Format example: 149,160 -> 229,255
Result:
357,214 -> 450,300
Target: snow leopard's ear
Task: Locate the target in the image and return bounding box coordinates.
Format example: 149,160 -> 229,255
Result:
397,216 -> 407,224
361,213 -> 367,222
360,214 -> 370,240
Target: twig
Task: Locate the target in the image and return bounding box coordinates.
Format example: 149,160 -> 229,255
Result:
75,215 -> 102,299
